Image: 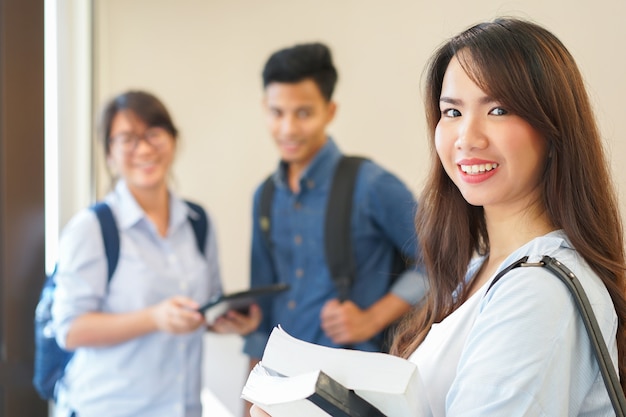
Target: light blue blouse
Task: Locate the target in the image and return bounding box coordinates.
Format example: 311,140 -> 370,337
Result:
52,181 -> 222,417
410,230 -> 618,416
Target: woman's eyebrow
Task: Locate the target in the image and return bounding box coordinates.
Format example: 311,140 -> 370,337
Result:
439,96 -> 461,105
439,95 -> 497,105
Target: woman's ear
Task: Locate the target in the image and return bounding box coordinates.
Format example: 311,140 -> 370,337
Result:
103,154 -> 119,191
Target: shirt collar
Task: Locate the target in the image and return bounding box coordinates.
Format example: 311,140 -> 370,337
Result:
107,180 -> 192,233
274,137 -> 342,191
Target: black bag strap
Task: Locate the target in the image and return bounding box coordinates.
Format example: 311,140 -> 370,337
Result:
258,156 -> 367,301
259,174 -> 275,253
486,255 -> 626,416
324,156 -> 367,301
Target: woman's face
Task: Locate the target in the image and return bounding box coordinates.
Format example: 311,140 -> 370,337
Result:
107,110 -> 176,194
435,55 -> 548,216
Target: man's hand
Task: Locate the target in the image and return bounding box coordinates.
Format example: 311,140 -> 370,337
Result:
320,299 -> 375,344
209,304 -> 262,335
320,294 -> 412,345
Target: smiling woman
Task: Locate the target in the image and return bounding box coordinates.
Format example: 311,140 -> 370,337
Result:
389,17 -> 626,416
435,55 -> 548,206
49,90 -> 260,417
103,94 -> 179,234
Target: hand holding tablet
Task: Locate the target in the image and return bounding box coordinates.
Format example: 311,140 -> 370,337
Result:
199,283 -> 290,324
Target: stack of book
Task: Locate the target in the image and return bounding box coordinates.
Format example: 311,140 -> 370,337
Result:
241,326 -> 430,416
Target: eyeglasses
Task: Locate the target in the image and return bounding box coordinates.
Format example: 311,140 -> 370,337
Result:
110,127 -> 171,153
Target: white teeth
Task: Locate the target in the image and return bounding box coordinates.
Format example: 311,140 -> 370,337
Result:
460,163 -> 498,174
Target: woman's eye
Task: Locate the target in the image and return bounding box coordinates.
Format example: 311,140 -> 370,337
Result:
145,129 -> 160,140
114,134 -> 134,144
489,107 -> 508,116
442,108 -> 461,117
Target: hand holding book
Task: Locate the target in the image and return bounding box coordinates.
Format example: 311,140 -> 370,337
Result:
245,364 -> 385,417
242,326 -> 432,417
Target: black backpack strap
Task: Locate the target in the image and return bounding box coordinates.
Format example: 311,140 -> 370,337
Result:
486,256 -> 626,416
184,200 -> 209,255
259,158 -> 366,301
91,202 -> 119,282
259,174 -> 275,252
325,156 -> 367,301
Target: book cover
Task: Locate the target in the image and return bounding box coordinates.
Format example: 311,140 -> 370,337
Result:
243,365 -> 386,417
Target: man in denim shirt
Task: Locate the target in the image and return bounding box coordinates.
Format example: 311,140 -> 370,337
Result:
243,42 -> 427,381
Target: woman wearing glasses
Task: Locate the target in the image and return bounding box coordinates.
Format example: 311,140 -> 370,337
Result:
52,91 -> 260,417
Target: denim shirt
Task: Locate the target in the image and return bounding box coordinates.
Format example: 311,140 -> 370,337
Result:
244,138 -> 427,358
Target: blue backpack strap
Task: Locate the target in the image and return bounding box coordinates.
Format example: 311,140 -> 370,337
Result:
33,202 -> 119,401
184,200 -> 208,255
91,202 -> 119,282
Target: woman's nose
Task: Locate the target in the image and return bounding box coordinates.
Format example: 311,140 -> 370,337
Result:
454,116 -> 488,150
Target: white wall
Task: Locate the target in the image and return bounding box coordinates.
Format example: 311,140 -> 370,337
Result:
91,1 -> 626,414
45,0 -> 93,271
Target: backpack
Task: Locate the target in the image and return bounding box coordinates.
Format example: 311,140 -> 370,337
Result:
33,200 -> 208,401
259,156 -> 413,349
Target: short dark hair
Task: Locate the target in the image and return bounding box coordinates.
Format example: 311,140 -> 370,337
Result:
100,90 -> 178,155
262,42 -> 338,101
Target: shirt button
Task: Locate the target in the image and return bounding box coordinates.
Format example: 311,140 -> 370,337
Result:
307,180 -> 315,189
180,281 -> 188,291
294,202 -> 302,210
295,268 -> 304,278
294,235 -> 302,245
288,300 -> 296,310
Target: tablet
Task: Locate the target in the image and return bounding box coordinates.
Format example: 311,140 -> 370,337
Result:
199,283 -> 290,324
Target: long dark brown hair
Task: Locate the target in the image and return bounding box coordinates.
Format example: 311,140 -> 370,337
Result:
391,17 -> 626,392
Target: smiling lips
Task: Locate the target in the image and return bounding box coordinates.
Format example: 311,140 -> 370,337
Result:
460,163 -> 498,174
458,162 -> 499,183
